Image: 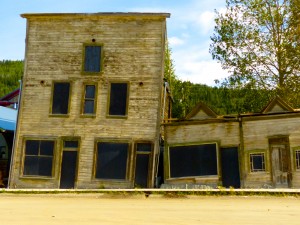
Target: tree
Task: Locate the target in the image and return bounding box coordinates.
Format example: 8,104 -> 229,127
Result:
0,60 -> 23,97
210,0 -> 300,106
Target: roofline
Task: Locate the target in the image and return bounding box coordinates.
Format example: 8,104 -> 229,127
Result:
0,88 -> 20,101
21,12 -> 171,18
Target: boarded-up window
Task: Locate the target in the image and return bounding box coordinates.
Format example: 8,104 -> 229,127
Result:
83,84 -> 96,114
169,143 -> 218,178
51,82 -> 70,114
23,140 -> 54,177
108,83 -> 128,116
84,46 -> 102,73
250,153 -> 265,172
95,142 -> 129,180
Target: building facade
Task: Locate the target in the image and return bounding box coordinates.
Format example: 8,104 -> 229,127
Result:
9,13 -> 170,189
163,97 -> 300,189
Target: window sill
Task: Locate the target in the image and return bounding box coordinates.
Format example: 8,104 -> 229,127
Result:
80,114 -> 96,118
20,175 -> 54,180
106,115 -> 128,119
81,71 -> 103,76
49,114 -> 70,118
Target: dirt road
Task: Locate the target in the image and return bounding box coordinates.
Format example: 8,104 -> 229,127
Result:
0,194 -> 299,225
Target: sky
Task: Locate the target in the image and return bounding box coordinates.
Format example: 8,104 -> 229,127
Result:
0,0 -> 229,86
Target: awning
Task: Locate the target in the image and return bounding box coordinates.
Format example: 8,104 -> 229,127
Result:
0,106 -> 17,131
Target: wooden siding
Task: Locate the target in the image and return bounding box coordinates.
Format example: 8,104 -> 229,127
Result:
10,13 -> 169,189
242,115 -> 300,188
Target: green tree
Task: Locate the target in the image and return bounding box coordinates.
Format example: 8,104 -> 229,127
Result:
0,60 -> 23,97
210,0 -> 300,106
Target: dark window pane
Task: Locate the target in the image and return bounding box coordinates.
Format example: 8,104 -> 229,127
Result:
40,141 -> 54,156
84,100 -> 95,114
85,85 -> 95,98
137,143 -> 152,152
23,156 -> 39,175
25,140 -> 39,155
96,142 -> 128,179
38,157 -> 53,176
52,82 -> 70,114
64,141 -> 78,148
251,154 -> 265,171
169,144 -> 218,178
84,46 -> 101,72
109,83 -> 128,116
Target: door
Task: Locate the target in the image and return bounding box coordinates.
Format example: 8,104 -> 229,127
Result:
271,145 -> 289,188
60,151 -> 77,189
135,154 -> 150,188
221,147 -> 240,188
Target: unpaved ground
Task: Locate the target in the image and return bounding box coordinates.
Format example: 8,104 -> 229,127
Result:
0,194 -> 299,225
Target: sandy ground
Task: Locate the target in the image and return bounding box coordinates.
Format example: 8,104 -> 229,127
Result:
0,194 -> 299,225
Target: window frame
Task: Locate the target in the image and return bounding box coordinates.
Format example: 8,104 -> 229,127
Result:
133,141 -> 154,188
93,139 -> 131,181
81,83 -> 98,116
167,142 -> 219,179
81,43 -> 104,75
21,138 -> 56,178
106,82 -> 129,118
50,81 -> 71,117
294,149 -> 300,171
249,152 -> 266,173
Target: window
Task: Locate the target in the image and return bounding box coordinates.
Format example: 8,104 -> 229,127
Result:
51,82 -> 70,115
250,153 -> 265,172
108,83 -> 128,116
83,45 -> 102,73
82,84 -> 97,115
95,141 -> 129,180
169,143 -> 218,178
295,150 -> 300,170
23,140 -> 54,177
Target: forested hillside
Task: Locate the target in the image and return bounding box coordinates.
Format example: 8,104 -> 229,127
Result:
0,60 -> 23,97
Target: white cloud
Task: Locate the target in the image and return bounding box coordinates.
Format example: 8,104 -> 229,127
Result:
168,36 -> 185,46
172,44 -> 229,86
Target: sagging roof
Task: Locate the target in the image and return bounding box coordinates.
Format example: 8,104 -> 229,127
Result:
0,106 -> 17,131
0,88 -> 20,107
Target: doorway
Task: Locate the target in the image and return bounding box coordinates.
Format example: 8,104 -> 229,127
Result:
134,143 -> 152,188
269,137 -> 290,188
221,147 -> 240,188
59,140 -> 78,189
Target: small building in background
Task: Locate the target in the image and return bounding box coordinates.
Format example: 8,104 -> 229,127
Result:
0,105 -> 17,187
163,97 -> 300,189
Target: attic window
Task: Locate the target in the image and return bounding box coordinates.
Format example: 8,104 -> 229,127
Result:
83,44 -> 103,73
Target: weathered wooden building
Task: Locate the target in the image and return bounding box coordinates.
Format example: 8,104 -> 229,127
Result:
163,97 -> 300,189
9,12 -> 170,189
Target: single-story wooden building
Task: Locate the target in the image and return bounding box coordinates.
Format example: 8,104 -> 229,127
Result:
163,97 -> 300,188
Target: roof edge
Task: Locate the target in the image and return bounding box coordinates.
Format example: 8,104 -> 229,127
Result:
21,12 -> 171,18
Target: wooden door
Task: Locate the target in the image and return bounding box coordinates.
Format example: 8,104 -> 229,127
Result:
271,145 -> 289,188
221,147 -> 240,188
60,151 -> 77,189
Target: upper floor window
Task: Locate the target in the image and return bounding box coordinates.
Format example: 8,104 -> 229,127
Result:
83,44 -> 103,73
82,84 -> 97,115
51,82 -> 70,115
108,82 -> 129,117
295,150 -> 300,170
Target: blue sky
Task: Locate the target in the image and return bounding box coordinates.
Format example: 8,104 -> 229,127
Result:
0,0 -> 228,86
